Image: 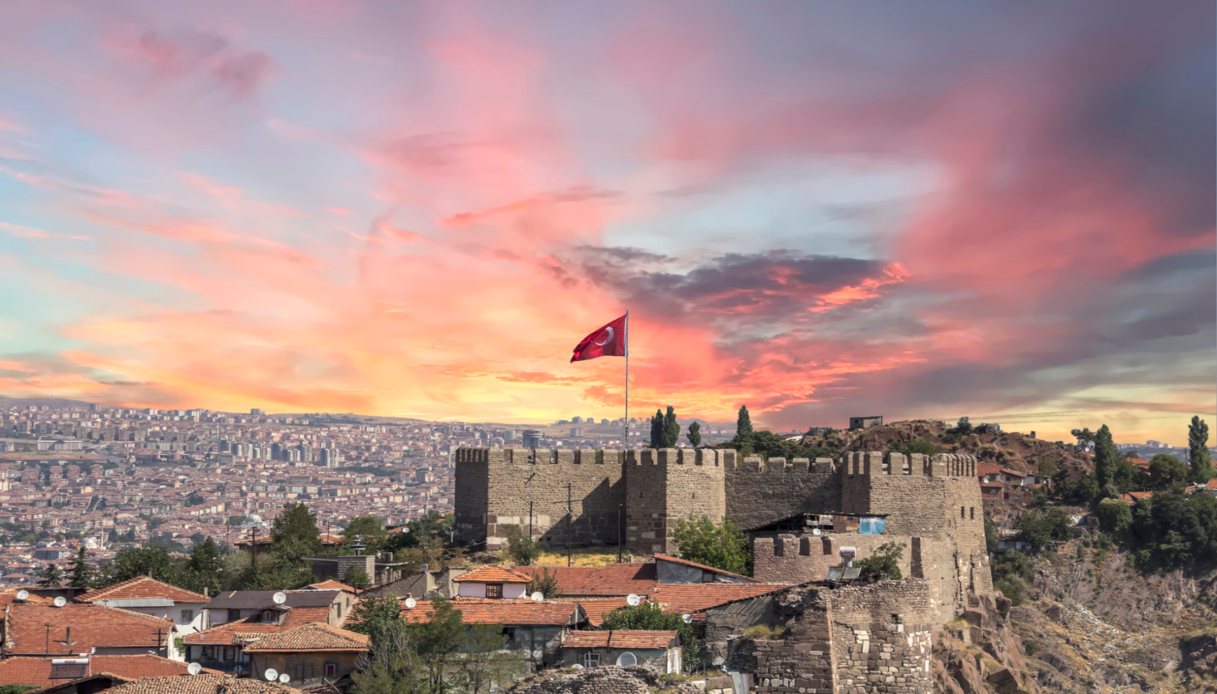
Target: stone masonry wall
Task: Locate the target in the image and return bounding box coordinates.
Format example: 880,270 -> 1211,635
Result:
625,448 -> 726,554
725,456 -> 838,530
751,533 -> 915,585
827,580 -> 936,694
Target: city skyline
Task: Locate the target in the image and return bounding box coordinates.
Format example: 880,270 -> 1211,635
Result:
0,1 -> 1214,442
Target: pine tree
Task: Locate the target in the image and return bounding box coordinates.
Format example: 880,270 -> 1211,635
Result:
649,410 -> 664,448
687,421 -> 702,448
663,406 -> 680,447
1189,416 -> 1213,483
67,546 -> 94,589
38,562 -> 62,587
1093,424 -> 1120,498
736,405 -> 753,437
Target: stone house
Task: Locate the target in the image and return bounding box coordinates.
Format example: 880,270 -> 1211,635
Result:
454,565 -> 531,599
560,630 -> 681,673
401,599 -> 585,670
243,623 -> 369,688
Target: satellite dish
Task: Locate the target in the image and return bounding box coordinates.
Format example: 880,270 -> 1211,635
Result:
264,668 -> 279,682
187,663 -> 202,676
14,590 -> 28,602
616,651 -> 638,667
278,673 -> 291,684
53,596 -> 67,608
404,597 -> 417,609
812,528 -> 822,536
272,591 -> 288,605
681,613 -> 692,624
571,663 -> 584,670
626,594 -> 641,607
530,591 -> 544,602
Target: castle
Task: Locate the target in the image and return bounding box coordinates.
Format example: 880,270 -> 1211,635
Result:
454,448 -> 991,623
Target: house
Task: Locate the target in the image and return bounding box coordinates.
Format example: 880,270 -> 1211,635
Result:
848,416 -> 883,431
76,576 -> 208,634
1119,491 -> 1154,507
514,563 -> 658,598
560,630 -> 681,673
243,623 -> 369,688
0,603 -> 177,659
401,599 -> 585,670
361,567 -> 467,600
103,673 -> 296,694
453,566 -> 532,599
0,654 -> 204,692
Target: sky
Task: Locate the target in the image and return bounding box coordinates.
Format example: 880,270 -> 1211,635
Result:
0,1 -> 1213,443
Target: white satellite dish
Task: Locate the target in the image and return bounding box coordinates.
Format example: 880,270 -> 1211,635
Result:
571,663 -> 584,670
404,597 -> 417,609
278,673 -> 291,684
530,591 -> 544,602
681,613 -> 692,624
272,591 -> 288,605
616,651 -> 638,667
626,594 -> 641,607
14,590 -> 28,602
812,528 -> 822,536
187,662 -> 202,676
52,596 -> 67,608
264,668 -> 279,682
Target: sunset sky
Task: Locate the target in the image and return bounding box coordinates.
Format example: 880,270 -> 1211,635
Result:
0,1 -> 1213,443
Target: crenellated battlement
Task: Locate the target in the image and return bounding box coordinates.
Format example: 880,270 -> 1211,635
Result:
840,451 -> 977,477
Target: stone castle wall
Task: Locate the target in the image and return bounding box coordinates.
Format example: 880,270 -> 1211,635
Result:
625,448 -> 727,555
725,456 -> 839,530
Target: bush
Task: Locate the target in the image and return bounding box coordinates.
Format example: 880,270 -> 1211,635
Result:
502,526 -> 540,566
855,542 -> 903,582
602,602 -> 701,670
741,624 -> 787,639
671,516 -> 750,575
991,550 -> 1034,606
1015,508 -> 1075,552
1096,498 -> 1132,537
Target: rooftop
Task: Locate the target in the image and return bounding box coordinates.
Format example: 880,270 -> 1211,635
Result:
77,576 -> 208,605
400,598 -> 584,627
242,623 -> 369,653
3,603 -> 174,655
562,630 -> 678,650
452,565 -> 532,584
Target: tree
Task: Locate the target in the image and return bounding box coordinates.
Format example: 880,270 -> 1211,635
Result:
984,517 -> 1000,552
456,625 -> 527,694
110,546 -> 181,584
1071,428 -> 1097,447
687,421 -> 702,448
1015,507 -> 1075,552
344,566 -> 371,589
37,562 -> 62,587
671,516 -> 749,575
1096,498 -> 1133,536
736,405 -> 753,438
502,526 -> 540,566
270,503 -> 322,560
953,417 -> 973,435
344,516 -> 388,552
67,546 -> 94,589
601,601 -> 700,670
855,542 -> 903,582
407,597 -> 467,693
663,406 -> 680,448
1189,416 -> 1213,483
649,409 -> 665,448
527,567 -> 559,598
348,597 -> 403,640
1148,454 -> 1190,491
1093,425 -> 1122,498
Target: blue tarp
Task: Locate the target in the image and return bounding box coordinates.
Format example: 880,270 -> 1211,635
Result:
858,517 -> 886,535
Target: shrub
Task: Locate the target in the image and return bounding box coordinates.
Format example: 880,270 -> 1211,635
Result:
855,542 -> 904,582
742,624 -> 787,639
502,526 -> 541,566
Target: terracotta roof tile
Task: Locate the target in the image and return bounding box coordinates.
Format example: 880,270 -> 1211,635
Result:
0,589 -> 51,608
547,598 -> 630,627
183,621 -> 285,646
242,624 -> 368,653
305,580 -> 356,593
452,566 -> 531,584
0,655 -> 205,688
514,564 -> 657,597
400,598 -> 583,626
3,604 -> 174,655
653,554 -> 756,582
562,630 -> 678,650
647,583 -> 789,618
104,673 -> 295,694
77,577 -> 207,605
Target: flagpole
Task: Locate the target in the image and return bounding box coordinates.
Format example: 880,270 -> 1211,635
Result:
624,310 -> 630,447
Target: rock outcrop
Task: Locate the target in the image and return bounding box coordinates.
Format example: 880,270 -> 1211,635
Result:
933,592 -> 1037,694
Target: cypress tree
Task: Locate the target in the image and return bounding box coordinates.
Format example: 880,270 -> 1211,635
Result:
67,546 -> 94,589
649,410 -> 664,448
1093,424 -> 1120,498
1189,416 -> 1212,482
663,406 -> 680,447
736,405 -> 753,437
687,421 -> 702,448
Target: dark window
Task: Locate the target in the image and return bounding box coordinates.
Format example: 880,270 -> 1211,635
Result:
960,506 -> 965,519
324,662 -> 337,678
485,583 -> 503,599
970,507 -> 975,520
227,609 -> 241,621
181,609 -> 195,623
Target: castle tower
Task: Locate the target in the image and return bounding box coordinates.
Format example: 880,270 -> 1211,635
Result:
624,448 -> 728,555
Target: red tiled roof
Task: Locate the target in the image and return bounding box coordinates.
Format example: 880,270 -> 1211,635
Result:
562,630 -> 678,650
514,564 -> 657,597
976,462 -> 1002,476
547,598 -> 630,627
104,673 -> 295,694
999,468 -> 1026,478
452,566 -> 531,584
647,583 -> 789,618
242,624 -> 368,653
653,554 -> 756,582
183,620 -> 284,646
306,580 -> 356,593
400,598 -> 583,627
0,655 -> 205,689
0,588 -> 51,608
3,604 -> 174,655
77,576 -> 207,604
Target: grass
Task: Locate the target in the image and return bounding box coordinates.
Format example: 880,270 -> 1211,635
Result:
532,548 -> 626,567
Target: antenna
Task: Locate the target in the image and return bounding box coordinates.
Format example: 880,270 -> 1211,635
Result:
404,597 -> 417,609
52,596 -> 67,608
272,591 -> 287,605
15,590 -> 28,602
530,592 -> 544,602
681,613 -> 692,624
264,668 -> 279,682
278,673 -> 291,684
187,663 -> 202,676
625,594 -> 641,607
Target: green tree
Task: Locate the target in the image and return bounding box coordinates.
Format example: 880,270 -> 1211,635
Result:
67,546 -> 94,589
1015,507 -> 1075,552
1096,498 -> 1133,537
110,546 -> 182,584
984,517 -> 1000,552
953,417 -> 973,435
663,405 -> 680,447
649,409 -> 665,448
270,503 -> 322,560
344,566 -> 371,589
408,597 -> 466,693
348,596 -> 403,640
687,421 -> 702,448
1189,416 -> 1213,483
601,601 -> 700,670
1148,454 -> 1190,491
1071,428 -> 1096,446
671,516 -> 749,575
855,542 -> 904,582
37,562 -> 62,587
344,515 -> 388,552
991,551 -> 1035,605
736,405 -> 753,438
527,567 -> 559,598
1093,424 -> 1122,498
456,625 -> 527,694
889,438 -> 941,456
502,526 -> 540,566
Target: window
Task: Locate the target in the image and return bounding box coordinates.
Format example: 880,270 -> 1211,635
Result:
324,662 -> 337,678
616,652 -> 637,667
485,583 -> 503,599
960,506 -> 965,519
583,652 -> 600,668
970,507 -> 975,520
227,609 -> 241,622
181,609 -> 195,623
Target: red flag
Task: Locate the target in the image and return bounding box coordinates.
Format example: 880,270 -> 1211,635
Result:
570,314 -> 627,362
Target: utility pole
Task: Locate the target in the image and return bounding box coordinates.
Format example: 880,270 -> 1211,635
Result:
249,527 -> 257,575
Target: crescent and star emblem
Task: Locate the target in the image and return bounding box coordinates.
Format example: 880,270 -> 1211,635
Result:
594,326 -> 615,346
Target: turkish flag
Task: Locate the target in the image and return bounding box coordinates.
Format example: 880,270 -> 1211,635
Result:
570,314 -> 627,362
